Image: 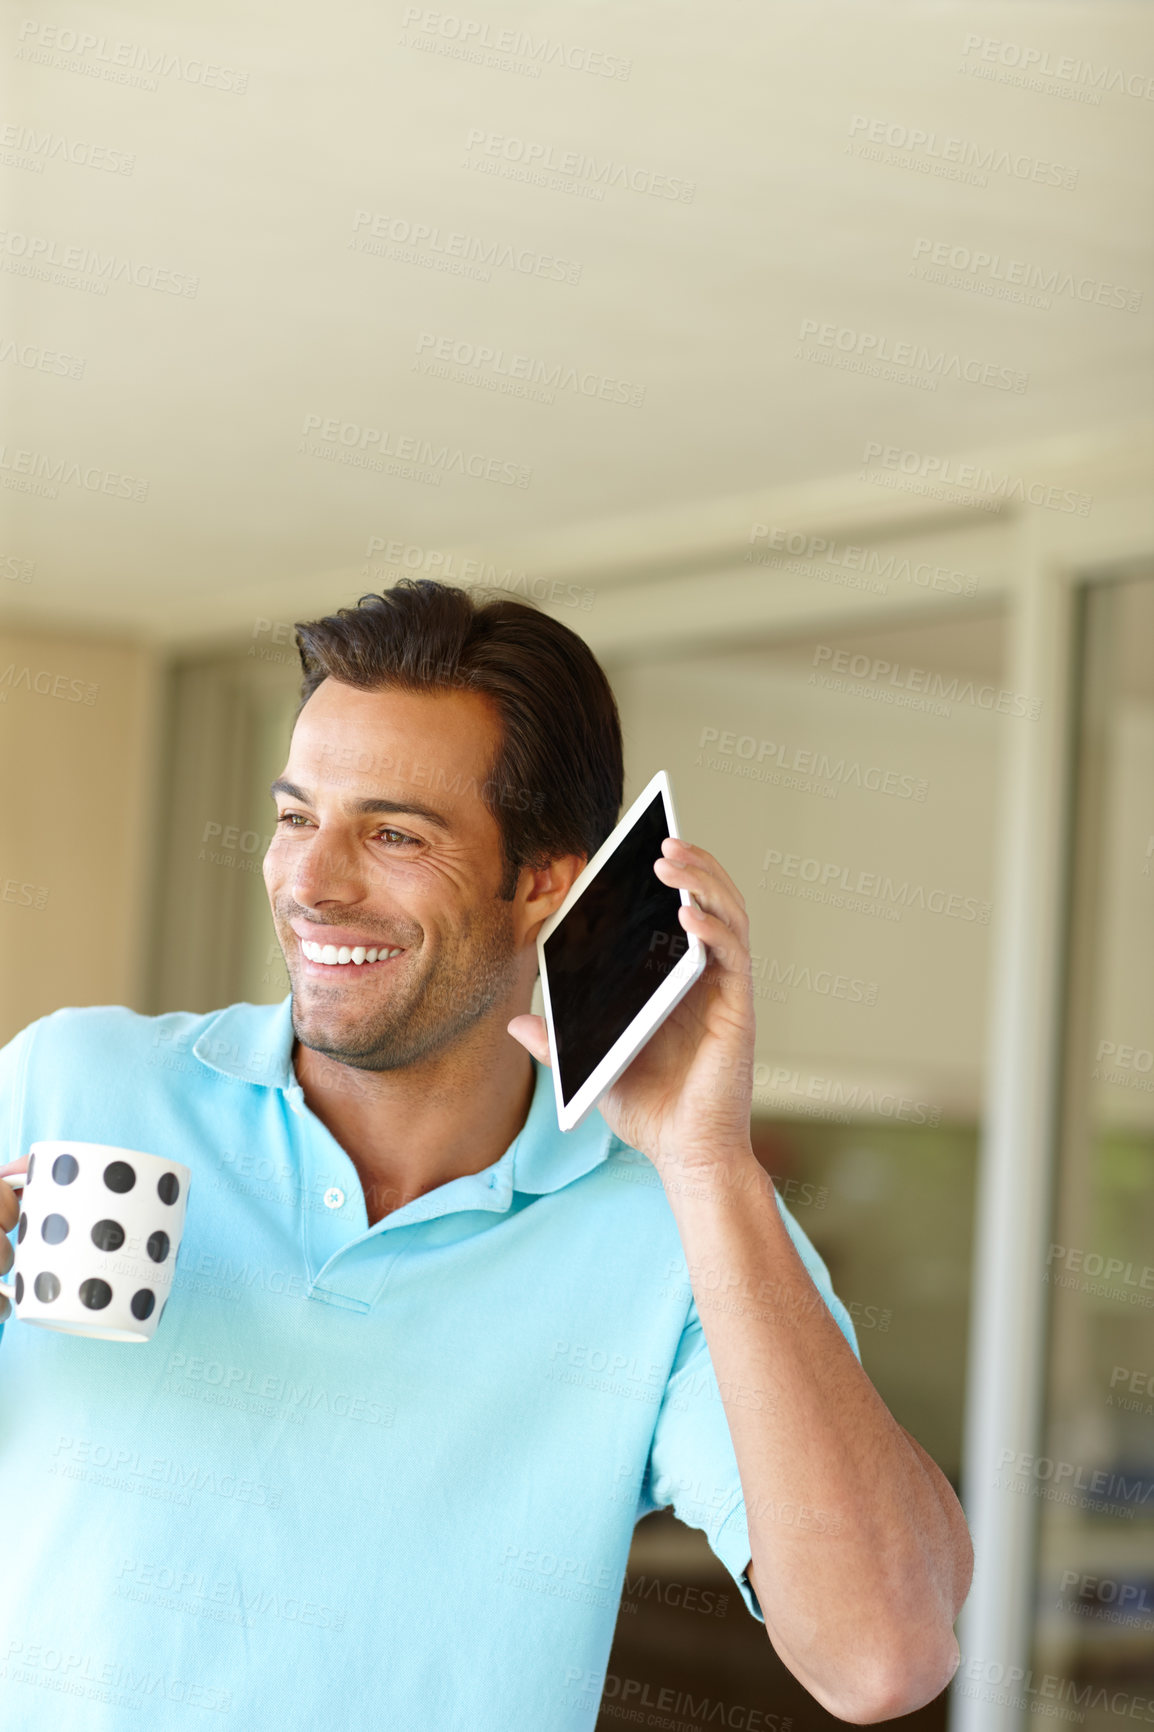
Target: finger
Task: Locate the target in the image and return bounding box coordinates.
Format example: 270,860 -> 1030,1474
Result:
660,837 -> 748,912
507,1014 -> 552,1067
0,1230 -> 11,1276
654,851 -> 749,941
0,1177 -> 21,1234
678,902 -> 755,985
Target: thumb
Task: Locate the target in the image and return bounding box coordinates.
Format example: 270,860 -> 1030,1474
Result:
507,1013 -> 551,1066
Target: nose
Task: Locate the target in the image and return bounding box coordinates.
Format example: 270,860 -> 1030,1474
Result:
288,827 -> 366,911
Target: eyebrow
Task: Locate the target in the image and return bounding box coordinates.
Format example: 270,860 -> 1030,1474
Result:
269,779 -> 452,832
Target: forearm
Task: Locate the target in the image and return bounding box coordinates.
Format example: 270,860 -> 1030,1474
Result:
664,1151 -> 972,1723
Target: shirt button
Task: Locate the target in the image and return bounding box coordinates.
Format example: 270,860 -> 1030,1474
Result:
324,1187 -> 345,1210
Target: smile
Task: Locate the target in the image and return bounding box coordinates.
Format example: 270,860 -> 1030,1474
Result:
299,941 -> 404,967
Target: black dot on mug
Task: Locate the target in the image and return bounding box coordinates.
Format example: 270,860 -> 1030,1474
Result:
17,1211 -> 28,1243
147,1230 -> 170,1264
52,1153 -> 78,1186
26,1151 -> 35,1184
103,1160 -> 136,1194
33,1271 -> 59,1303
79,1277 -> 112,1310
41,1212 -> 69,1245
157,1172 -> 180,1205
15,1271 -> 24,1303
131,1289 -> 155,1320
91,1218 -> 125,1253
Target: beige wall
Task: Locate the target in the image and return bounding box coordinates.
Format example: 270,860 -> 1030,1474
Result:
0,627 -> 163,1047
611,615 -> 1005,1123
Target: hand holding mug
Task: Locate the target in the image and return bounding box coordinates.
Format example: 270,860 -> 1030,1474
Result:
0,1157 -> 26,1323
0,1142 -> 190,1343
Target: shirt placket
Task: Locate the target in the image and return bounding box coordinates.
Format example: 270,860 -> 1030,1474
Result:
285,1077 -> 516,1309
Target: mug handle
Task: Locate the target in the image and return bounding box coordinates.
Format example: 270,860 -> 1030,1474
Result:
0,1170 -> 26,1302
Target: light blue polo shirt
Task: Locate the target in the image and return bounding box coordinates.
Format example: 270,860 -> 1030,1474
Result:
0,997 -> 859,1730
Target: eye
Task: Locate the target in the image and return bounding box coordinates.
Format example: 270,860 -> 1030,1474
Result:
274,813 -> 420,849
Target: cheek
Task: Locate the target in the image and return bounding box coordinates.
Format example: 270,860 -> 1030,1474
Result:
363,856 -> 425,899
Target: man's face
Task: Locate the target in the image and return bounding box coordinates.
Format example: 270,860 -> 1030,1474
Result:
263,678 -> 536,1072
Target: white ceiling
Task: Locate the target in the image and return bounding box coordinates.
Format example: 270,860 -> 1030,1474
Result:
1,0 -> 1151,642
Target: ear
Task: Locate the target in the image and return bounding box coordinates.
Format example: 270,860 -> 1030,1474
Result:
517,853 -> 586,944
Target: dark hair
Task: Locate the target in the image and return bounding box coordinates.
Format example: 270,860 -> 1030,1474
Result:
292,580 -> 623,898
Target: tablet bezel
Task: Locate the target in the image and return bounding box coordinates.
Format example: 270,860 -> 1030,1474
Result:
536,768 -> 707,1133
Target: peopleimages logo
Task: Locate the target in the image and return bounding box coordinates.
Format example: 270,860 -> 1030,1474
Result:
0,228 -> 199,296
861,440 -> 1093,515
462,129 -> 695,202
0,445 -> 149,501
413,331 -> 645,407
958,1657 -> 1154,1724
587,1673 -> 791,1729
847,114 -> 1079,188
748,524 -> 979,595
911,236 -> 1142,312
960,34 -> 1154,101
400,8 -> 632,80
996,1448 -> 1154,1516
0,337 -> 85,379
760,847 -> 991,924
15,20 -> 250,92
749,953 -> 879,1007
0,123 -> 135,174
751,1065 -> 940,1125
361,538 -> 595,611
299,415 -> 532,488
350,208 -> 583,285
1059,1569 -> 1154,1616
696,725 -> 928,802
796,319 -> 1027,392
811,645 -> 1041,720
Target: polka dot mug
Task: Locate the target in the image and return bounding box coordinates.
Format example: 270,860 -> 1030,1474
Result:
0,1141 -> 190,1343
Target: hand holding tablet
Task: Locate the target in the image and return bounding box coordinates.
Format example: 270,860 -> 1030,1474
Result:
536,770 -> 707,1132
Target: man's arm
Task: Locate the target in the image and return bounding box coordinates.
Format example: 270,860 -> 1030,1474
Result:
510,834 -> 973,1723
669,1155 -> 972,1725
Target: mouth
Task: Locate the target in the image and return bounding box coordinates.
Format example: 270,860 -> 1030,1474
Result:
297,938 -> 405,974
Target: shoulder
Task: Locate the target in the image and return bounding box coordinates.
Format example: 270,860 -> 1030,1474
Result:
0,1002 -> 276,1085
7,1003 -> 220,1060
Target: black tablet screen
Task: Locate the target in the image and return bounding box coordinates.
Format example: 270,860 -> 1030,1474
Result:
543,793 -> 689,1105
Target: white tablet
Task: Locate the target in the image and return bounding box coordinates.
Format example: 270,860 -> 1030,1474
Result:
537,769 -> 707,1133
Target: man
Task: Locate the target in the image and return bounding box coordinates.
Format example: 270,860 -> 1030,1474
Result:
0,579 -> 971,1729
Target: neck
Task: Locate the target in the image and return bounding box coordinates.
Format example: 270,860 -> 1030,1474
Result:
292,1020 -> 537,1225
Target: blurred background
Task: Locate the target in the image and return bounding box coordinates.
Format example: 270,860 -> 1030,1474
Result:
1,3 -> 1152,1727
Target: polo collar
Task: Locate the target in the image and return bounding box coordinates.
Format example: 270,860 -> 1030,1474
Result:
191,995 -> 618,1198
506,1047 -> 618,1196
192,994 -> 296,1089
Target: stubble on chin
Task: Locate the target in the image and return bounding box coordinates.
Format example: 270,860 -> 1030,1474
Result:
289,901 -> 520,1074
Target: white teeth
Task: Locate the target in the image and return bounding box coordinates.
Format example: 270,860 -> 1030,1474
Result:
300,939 -> 400,965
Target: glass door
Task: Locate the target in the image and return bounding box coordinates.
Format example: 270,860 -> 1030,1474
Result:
1030,570 -> 1154,1726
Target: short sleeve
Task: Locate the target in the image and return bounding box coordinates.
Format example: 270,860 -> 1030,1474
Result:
639,1189 -> 861,1623
0,1019 -> 40,1346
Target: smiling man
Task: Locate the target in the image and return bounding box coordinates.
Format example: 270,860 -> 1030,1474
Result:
263,671 -> 569,1222
0,579 -> 971,1730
